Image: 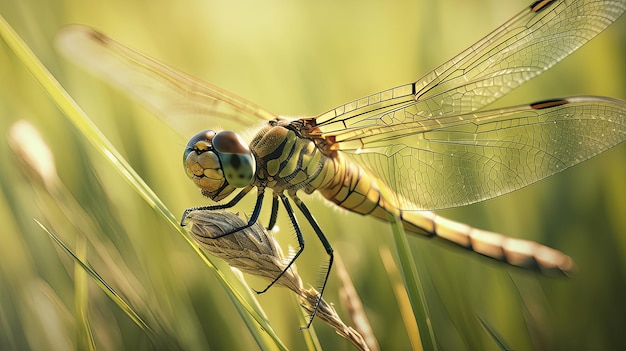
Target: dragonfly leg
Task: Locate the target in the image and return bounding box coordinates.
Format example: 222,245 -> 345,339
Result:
254,194 -> 305,294
291,194 -> 334,330
266,193 -> 280,231
180,185 -> 254,226
181,187 -> 266,239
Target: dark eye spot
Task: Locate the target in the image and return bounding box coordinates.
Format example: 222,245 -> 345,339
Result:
231,154 -> 241,169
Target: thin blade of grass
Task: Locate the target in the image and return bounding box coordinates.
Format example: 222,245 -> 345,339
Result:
477,314 -> 512,351
291,296 -> 322,351
36,219 -> 152,334
0,15 -> 284,350
379,246 -> 421,351
74,235 -> 96,351
386,211 -> 437,351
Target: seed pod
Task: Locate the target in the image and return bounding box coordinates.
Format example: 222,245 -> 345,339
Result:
184,210 -> 372,351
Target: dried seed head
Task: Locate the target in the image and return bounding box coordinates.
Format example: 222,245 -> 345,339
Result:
185,210 -> 303,292
184,210 -> 372,350
7,120 -> 57,188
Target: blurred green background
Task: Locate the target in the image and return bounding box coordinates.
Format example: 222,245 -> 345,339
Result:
1,0 -> 625,350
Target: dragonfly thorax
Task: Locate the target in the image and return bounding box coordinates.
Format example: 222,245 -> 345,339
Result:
183,130 -> 256,201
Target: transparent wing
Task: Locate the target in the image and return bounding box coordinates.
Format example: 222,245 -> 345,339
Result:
313,0 -> 626,130
55,25 -> 278,137
332,96 -> 626,210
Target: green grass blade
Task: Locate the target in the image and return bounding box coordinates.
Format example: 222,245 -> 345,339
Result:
477,314 -> 512,351
387,212 -> 437,351
36,220 -> 152,334
74,235 -> 96,351
292,297 -> 322,351
0,15 -> 284,350
380,246 -> 423,351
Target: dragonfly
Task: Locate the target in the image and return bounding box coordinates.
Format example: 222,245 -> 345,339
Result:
57,0 -> 626,327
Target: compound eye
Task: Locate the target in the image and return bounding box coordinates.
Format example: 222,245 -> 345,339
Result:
212,131 -> 256,187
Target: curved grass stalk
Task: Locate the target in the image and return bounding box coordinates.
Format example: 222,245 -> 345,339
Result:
74,235 -> 96,351
0,14 -> 285,350
375,177 -> 436,351
386,211 -> 437,351
38,220 -> 153,334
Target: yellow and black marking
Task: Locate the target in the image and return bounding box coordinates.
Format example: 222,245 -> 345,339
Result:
251,125 -> 328,192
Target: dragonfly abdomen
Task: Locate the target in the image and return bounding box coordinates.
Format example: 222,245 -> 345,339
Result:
314,152 -> 574,274
401,210 -> 575,275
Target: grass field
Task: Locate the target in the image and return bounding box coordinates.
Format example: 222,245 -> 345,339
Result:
1,0 -> 625,350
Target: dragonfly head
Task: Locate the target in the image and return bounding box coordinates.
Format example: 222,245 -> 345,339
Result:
184,130 -> 256,201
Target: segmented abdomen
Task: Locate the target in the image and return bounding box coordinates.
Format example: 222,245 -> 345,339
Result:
312,150 -> 574,275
